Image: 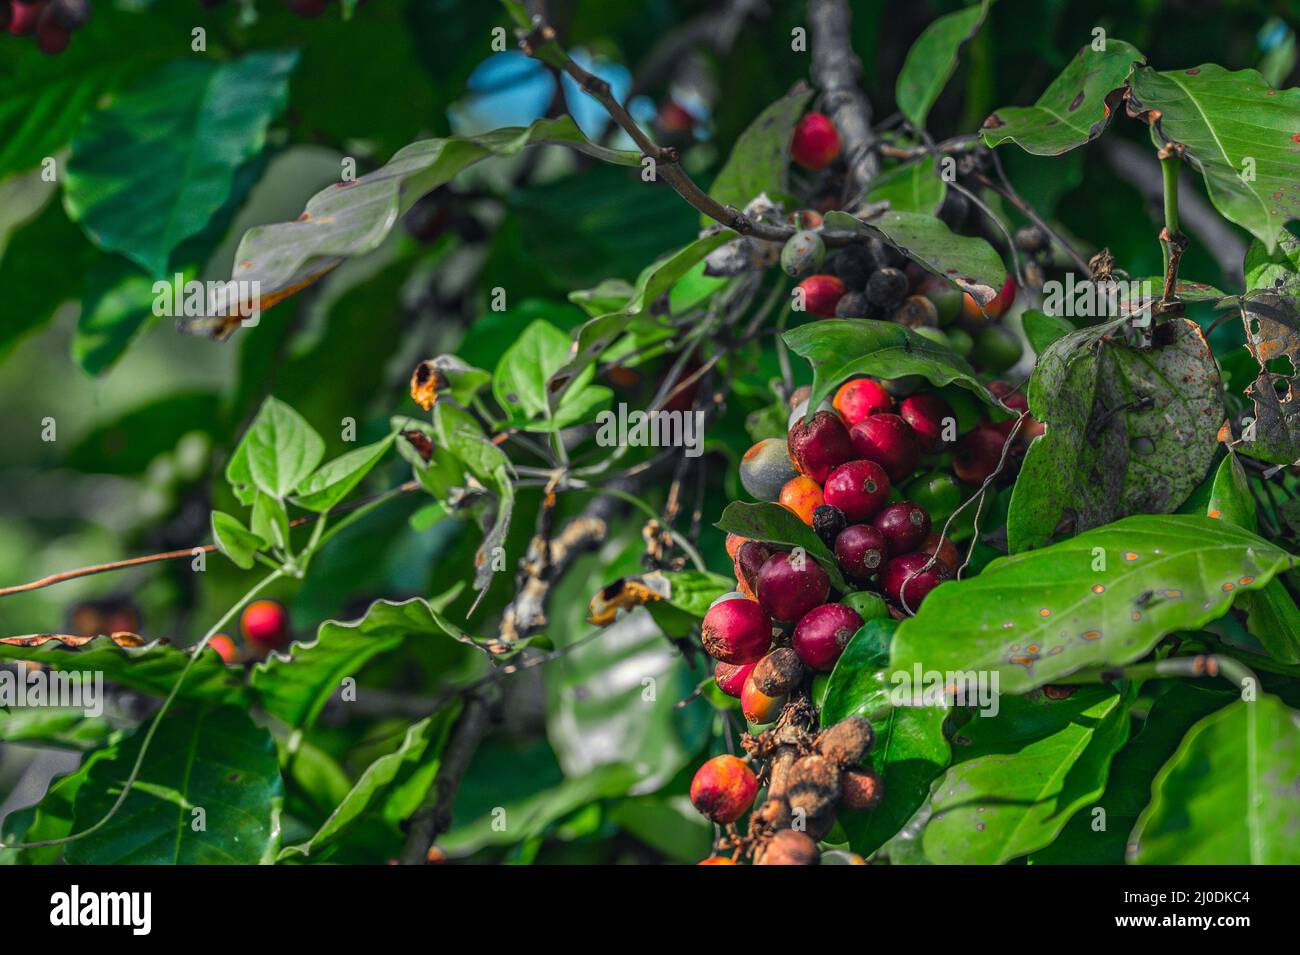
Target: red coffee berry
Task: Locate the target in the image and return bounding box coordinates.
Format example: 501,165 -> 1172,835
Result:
241,599 -> 290,653
918,529 -> 960,574
9,2 -> 42,35
833,377 -> 893,427
701,597 -> 772,664
713,660 -> 755,699
792,602 -> 864,671
834,523 -> 889,579
882,553 -> 950,610
287,0 -> 329,16
898,393 -> 954,453
797,274 -> 847,317
849,413 -> 920,482
823,459 -> 891,522
756,551 -> 831,624
790,112 -> 842,170
788,410 -> 855,483
209,634 -> 239,666
953,425 -> 1005,485
690,755 -> 758,824
872,501 -> 931,554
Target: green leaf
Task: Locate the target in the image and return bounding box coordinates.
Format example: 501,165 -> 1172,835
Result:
1129,694 -> 1300,863
1239,583 -> 1300,664
1206,453 -> 1256,531
494,320 -> 576,421
888,688 -> 1129,864
0,707 -> 114,752
820,618 -> 899,724
433,401 -> 510,483
705,86 -> 814,222
239,397 -> 326,501
896,0 -> 991,130
0,748 -> 118,865
889,515 -> 1296,694
71,258 -> 159,376
1030,683 -> 1233,864
981,40 -> 1145,155
715,501 -> 851,593
251,492 -> 290,552
662,570 -> 735,618
251,592 -> 468,729
293,433 -> 396,513
1021,309 -> 1075,354
1128,64 -> 1300,252
824,209 -> 1006,306
0,637 -> 247,706
203,117 -> 638,338
280,704 -> 460,859
210,510 -> 264,571
864,160 -> 948,215
783,318 -> 997,421
64,51 -> 298,276
1007,318 -> 1222,552
66,705 -> 282,864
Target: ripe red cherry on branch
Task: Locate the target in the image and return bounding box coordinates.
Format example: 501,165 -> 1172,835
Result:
791,112 -> 842,170
834,523 -> 889,579
833,378 -> 893,427
788,409 -> 855,483
756,551 -> 830,623
873,501 -> 931,554
823,459 -> 891,522
241,600 -> 290,653
797,274 -> 846,317
209,634 -> 239,665
849,413 -> 920,482
9,2 -> 42,35
953,425 -> 1005,485
898,393 -> 954,453
690,754 -> 758,824
882,553 -> 949,609
702,597 -> 772,664
714,660 -> 755,699
792,602 -> 864,671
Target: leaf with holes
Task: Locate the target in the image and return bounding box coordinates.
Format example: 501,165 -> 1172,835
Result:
887,688 -> 1129,864
198,117 -> 638,338
1129,694 -> 1300,863
1128,65 -> 1300,253
889,514 -> 1296,694
66,705 -> 282,864
1007,318 -> 1222,552
824,210 -> 1006,305
895,0 -> 991,130
981,41 -> 1144,155
784,318 -> 999,421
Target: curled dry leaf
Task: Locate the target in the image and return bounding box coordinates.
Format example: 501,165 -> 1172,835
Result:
0,632 -> 147,649
586,572 -> 670,627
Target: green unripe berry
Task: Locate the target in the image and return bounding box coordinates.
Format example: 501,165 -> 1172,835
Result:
781,230 -> 826,278
972,324 -> 1022,372
945,326 -> 974,357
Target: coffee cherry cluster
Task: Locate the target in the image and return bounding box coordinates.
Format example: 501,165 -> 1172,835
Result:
691,716 -> 880,865
2,0 -> 90,55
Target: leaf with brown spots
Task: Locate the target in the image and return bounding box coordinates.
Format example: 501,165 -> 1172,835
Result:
1128,65 -> 1300,252
981,40 -> 1144,155
890,514 -> 1296,695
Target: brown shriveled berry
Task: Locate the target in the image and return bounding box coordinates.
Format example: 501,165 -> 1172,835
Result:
802,804 -> 838,840
787,754 -> 842,818
892,294 -> 939,328
840,766 -> 884,811
757,828 -> 820,865
816,716 -> 875,766
751,646 -> 804,697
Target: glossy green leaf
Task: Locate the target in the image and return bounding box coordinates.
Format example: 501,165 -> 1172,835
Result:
820,618 -> 899,724
0,707 -> 114,751
65,52 -> 298,276
888,688 -> 1129,864
293,433 -> 396,513
662,570 -> 735,617
0,749 -> 117,865
1021,309 -> 1075,354
281,704 -> 460,859
1008,318 -> 1222,552
251,592 -> 468,729
1129,694 -> 1300,863
1206,453 -> 1256,530
715,501 -> 851,592
981,40 -> 1145,155
824,209 -> 1006,305
783,318 -> 997,422
1128,64 -> 1300,252
211,510 -> 264,571
239,397 -> 326,501
896,0 -> 991,130
0,637 -> 247,706
204,117 -> 637,338
706,86 -> 813,221
1239,583 -> 1300,664
66,705 -> 282,864
864,159 -> 948,215
890,514 -> 1296,694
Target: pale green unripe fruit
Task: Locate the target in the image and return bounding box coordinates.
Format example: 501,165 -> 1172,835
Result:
780,230 -> 826,278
